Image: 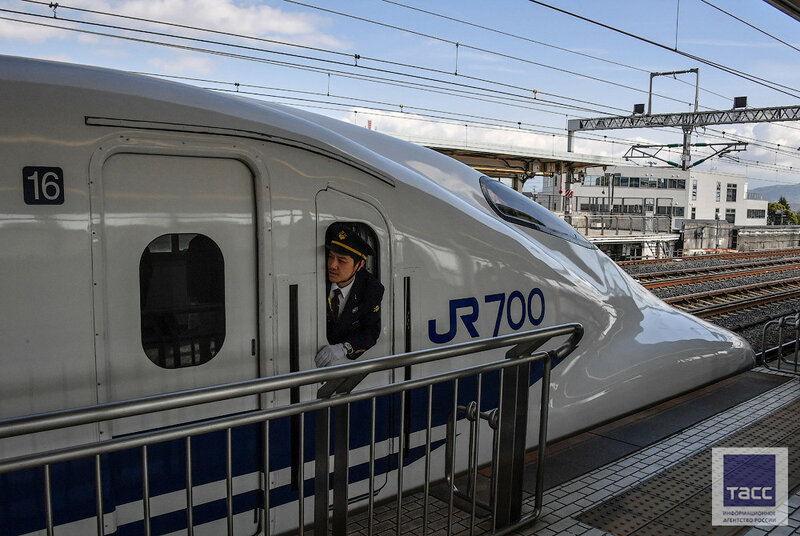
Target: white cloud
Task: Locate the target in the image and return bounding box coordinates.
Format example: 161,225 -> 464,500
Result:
148,54 -> 214,74
78,0 -> 348,49
340,107 -> 562,152
0,16 -> 63,43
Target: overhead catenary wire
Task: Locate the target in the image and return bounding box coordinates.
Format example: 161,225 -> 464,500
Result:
526,0 -> 800,101
154,72 -> 800,175
144,71 -> 645,144
7,1 -> 800,181
2,5 -> 627,116
377,0 -> 731,103
699,0 -> 800,56
12,0 -> 788,115
280,0 -> 701,110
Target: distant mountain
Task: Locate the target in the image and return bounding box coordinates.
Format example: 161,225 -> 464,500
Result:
750,184 -> 800,208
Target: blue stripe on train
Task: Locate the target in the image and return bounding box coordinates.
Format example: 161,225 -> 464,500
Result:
1,360 -> 560,535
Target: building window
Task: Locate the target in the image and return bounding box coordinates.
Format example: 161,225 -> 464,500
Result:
747,209 -> 766,219
692,180 -> 697,201
727,183 -> 737,202
716,182 -> 721,202
725,208 -> 736,223
139,233 -> 225,369
691,207 -> 696,219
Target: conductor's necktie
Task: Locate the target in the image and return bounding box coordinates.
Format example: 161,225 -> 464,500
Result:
330,288 -> 342,320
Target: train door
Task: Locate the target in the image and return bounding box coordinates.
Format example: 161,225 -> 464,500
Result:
94,152 -> 263,534
316,188 -> 393,501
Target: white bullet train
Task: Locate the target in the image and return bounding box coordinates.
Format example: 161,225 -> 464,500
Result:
0,55 -> 753,535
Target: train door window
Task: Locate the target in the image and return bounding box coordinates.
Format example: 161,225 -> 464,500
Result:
139,233 -> 225,369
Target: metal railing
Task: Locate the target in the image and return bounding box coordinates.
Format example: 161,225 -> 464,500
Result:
0,323 -> 583,536
762,313 -> 800,374
568,215 -> 673,236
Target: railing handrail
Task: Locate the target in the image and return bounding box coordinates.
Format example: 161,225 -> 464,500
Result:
0,323 -> 584,535
0,324 -> 583,442
762,313 -> 800,374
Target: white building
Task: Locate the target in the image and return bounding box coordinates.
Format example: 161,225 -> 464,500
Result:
570,166 -> 768,226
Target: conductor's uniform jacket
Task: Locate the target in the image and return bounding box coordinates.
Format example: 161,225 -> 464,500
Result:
326,270 -> 384,358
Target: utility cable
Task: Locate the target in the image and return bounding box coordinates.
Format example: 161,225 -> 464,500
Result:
4,5 -> 626,115
282,0 -> 700,109
526,0 -> 800,100
9,3 -> 796,177
699,0 -> 800,55
0,9 -> 621,116
138,71 -> 578,119
379,0 -> 731,103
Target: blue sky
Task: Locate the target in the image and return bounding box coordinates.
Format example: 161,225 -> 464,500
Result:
2,0 -> 800,188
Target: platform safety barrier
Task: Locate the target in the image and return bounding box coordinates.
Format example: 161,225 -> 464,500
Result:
0,324 -> 583,536
762,312 -> 800,374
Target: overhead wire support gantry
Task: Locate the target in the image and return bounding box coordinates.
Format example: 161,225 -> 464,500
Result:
568,104 -> 800,133
567,103 -> 800,169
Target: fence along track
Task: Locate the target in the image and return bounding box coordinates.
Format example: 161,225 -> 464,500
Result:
0,324 -> 583,536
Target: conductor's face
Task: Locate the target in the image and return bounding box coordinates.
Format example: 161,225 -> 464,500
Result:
327,250 -> 363,286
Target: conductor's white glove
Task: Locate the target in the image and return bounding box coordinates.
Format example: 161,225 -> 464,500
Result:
315,343 -> 347,368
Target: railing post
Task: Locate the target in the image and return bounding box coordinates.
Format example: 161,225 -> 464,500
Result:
494,358 -> 531,526
314,408 -> 331,536
316,376 -> 361,536
332,403 -> 350,535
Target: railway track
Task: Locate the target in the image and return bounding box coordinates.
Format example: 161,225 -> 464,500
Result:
618,247 -> 800,266
632,256 -> 800,289
664,277 -> 800,319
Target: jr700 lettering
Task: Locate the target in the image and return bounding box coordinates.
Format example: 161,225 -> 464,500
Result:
428,289 -> 546,344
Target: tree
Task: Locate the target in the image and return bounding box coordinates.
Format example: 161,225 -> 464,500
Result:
768,201 -> 798,225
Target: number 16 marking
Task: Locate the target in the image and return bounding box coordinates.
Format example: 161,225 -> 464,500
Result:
23,167 -> 64,205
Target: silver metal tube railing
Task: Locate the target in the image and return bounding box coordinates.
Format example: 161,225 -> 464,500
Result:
0,323 -> 583,535
762,313 -> 800,374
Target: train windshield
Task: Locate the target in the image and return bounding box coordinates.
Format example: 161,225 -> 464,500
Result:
480,177 -> 592,247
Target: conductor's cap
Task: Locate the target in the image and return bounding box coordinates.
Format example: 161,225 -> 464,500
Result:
326,223 -> 374,261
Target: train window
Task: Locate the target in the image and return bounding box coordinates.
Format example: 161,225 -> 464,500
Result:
480,176 -> 592,247
139,233 -> 226,369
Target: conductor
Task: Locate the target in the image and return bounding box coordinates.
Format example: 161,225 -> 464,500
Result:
315,222 -> 385,368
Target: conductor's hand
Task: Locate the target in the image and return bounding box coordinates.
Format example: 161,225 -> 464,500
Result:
315,343 -> 347,368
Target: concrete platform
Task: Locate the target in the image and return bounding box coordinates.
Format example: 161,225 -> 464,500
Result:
343,368 -> 800,535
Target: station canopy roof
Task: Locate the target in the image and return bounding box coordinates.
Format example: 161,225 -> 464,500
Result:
764,0 -> 800,21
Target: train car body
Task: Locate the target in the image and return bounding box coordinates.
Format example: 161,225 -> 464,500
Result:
0,55 -> 754,535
